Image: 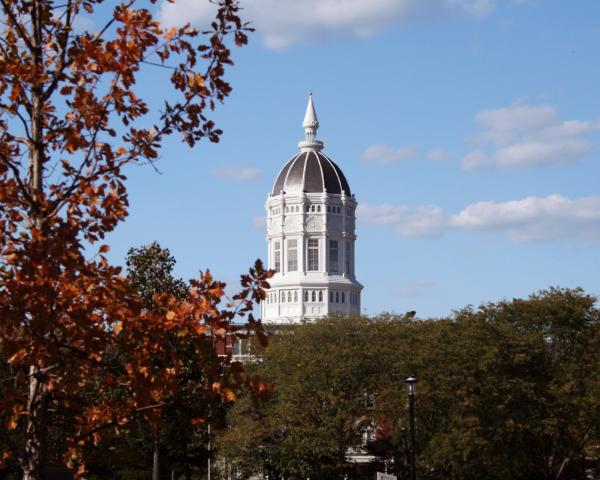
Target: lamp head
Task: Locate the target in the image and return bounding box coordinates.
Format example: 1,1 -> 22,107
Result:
405,375 -> 417,395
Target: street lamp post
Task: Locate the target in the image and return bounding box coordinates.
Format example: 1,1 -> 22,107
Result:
405,376 -> 417,480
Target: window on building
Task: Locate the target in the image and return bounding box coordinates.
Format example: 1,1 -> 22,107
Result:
318,291 -> 323,302
286,291 -> 291,302
232,339 -> 241,356
317,205 -> 321,212
307,239 -> 319,271
280,290 -> 285,303
329,240 -> 338,272
345,241 -> 351,274
294,291 -> 298,302
274,241 -> 281,272
335,292 -> 339,303
311,291 -> 316,302
330,291 -> 333,302
304,290 -> 308,302
342,292 -> 345,303
287,239 -> 298,272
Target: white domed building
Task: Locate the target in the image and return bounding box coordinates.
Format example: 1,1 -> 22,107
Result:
262,95 -> 363,324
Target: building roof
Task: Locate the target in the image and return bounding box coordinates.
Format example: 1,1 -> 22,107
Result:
271,151 -> 351,196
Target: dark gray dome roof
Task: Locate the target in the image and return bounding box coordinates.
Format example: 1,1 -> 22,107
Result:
272,151 -> 351,196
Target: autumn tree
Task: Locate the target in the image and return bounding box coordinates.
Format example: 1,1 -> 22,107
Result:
0,1 -> 271,479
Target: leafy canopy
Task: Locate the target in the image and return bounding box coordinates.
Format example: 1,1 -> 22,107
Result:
0,1 -> 270,478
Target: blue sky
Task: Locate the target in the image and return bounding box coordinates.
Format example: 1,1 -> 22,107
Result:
104,0 -> 600,318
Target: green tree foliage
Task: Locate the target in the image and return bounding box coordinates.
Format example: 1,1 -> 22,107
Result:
405,287 -> 600,480
82,242 -> 232,479
126,242 -> 189,308
218,288 -> 600,480
218,318 -> 385,480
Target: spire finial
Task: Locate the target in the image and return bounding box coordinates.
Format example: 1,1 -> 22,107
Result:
298,93 -> 323,152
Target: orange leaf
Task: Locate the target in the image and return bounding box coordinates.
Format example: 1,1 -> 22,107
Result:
164,28 -> 178,41
194,324 -> 207,335
176,327 -> 188,337
7,348 -> 27,364
223,388 -> 237,402
7,415 -> 18,430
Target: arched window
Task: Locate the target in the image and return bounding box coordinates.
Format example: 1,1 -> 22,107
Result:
318,291 -> 323,302
294,291 -> 298,302
304,290 -> 308,302
342,292 -> 345,303
306,205 -> 310,212
317,205 -> 321,212
288,291 -> 292,302
335,292 -> 339,303
311,291 -> 316,302
281,291 -> 285,303
337,206 -> 341,213
311,205 -> 316,212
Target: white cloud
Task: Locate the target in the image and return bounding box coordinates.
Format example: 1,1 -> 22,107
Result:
463,104 -> 599,170
357,203 -> 445,237
252,216 -> 266,229
428,147 -> 450,161
358,194 -> 600,242
158,0 -> 496,49
361,144 -> 419,165
450,194 -> 600,242
212,165 -> 260,181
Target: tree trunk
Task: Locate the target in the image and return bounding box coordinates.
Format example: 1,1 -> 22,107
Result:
22,369 -> 48,480
153,438 -> 160,480
22,2 -> 48,478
